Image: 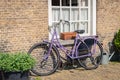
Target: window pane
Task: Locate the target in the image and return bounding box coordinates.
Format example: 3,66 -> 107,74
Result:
80,0 -> 88,6
71,8 -> 79,21
62,9 -> 70,20
80,22 -> 88,33
62,9 -> 70,32
80,8 -> 88,20
71,0 -> 78,6
61,22 -> 70,32
71,22 -> 79,31
62,0 -> 70,6
52,8 -> 60,21
52,0 -> 60,6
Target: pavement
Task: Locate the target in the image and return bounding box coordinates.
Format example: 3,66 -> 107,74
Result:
30,62 -> 120,80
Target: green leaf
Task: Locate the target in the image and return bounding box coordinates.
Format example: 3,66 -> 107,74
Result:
0,52 -> 36,72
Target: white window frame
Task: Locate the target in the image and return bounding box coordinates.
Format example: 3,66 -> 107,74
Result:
48,0 -> 96,39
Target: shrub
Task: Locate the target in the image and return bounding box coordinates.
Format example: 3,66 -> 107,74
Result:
0,52 -> 35,72
114,29 -> 120,50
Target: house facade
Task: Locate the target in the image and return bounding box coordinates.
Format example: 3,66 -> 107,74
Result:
0,0 -> 120,52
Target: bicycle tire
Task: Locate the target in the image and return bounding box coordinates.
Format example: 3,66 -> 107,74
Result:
28,42 -> 60,76
78,40 -> 103,70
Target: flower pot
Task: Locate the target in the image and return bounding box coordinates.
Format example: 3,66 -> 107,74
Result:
3,71 -> 29,80
0,71 -> 2,80
118,54 -> 120,62
60,32 -> 76,40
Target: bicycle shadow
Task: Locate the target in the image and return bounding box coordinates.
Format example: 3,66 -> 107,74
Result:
58,61 -> 85,71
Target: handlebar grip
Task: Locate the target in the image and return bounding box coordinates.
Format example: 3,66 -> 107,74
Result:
60,20 -> 70,24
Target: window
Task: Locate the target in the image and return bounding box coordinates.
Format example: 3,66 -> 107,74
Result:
48,0 -> 96,38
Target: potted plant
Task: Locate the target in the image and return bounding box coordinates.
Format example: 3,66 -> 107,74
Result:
0,52 -> 35,80
114,29 -> 120,61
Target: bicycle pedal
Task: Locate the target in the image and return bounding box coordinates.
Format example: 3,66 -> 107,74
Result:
73,65 -> 77,68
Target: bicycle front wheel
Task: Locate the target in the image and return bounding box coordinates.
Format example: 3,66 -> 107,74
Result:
28,42 -> 60,76
78,41 -> 103,70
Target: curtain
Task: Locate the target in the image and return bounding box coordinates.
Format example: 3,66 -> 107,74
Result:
52,8 -> 60,21
62,9 -> 70,32
71,8 -> 79,31
52,0 -> 89,34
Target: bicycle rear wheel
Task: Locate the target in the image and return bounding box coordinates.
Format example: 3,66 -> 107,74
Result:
28,42 -> 60,76
78,41 -> 103,70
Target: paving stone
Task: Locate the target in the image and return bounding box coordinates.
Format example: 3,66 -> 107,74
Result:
31,62 -> 120,80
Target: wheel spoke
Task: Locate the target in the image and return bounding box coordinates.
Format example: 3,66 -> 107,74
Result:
78,40 -> 103,70
28,43 -> 59,76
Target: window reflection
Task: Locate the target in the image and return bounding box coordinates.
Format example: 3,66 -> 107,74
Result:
62,0 -> 70,6
62,0 -> 78,6
81,0 -> 88,6
72,0 -> 78,6
52,0 -> 60,6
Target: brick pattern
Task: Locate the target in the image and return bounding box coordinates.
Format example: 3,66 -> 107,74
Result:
97,0 -> 120,50
0,0 -> 120,52
0,0 -> 48,52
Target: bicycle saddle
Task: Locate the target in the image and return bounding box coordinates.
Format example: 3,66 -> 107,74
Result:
75,30 -> 85,34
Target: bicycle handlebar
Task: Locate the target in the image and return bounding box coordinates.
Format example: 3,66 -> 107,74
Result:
54,20 -> 70,27
60,20 -> 70,24
48,20 -> 70,31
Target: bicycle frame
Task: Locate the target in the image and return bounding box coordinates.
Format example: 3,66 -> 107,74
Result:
44,27 -> 98,60
28,20 -> 103,76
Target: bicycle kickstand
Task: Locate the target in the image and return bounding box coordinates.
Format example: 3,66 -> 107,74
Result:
58,60 -> 64,70
72,60 -> 78,68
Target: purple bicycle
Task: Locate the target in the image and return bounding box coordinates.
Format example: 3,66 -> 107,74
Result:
28,20 -> 103,76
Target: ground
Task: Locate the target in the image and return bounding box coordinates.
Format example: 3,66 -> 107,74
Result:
30,62 -> 120,80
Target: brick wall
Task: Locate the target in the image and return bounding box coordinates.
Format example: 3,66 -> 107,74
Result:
97,0 -> 120,50
0,0 -> 48,52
